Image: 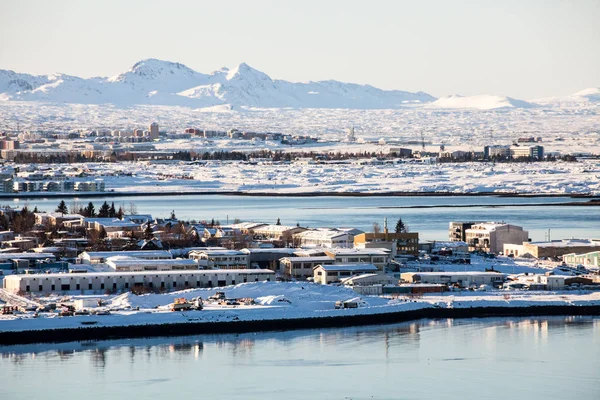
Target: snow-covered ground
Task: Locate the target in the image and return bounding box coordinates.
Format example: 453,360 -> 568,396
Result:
1,281 -> 599,334
8,158 -> 599,195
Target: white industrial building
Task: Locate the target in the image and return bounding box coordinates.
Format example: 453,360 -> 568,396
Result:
293,228 -> 362,248
105,256 -> 199,272
78,250 -> 173,264
3,269 -> 275,293
189,249 -> 249,269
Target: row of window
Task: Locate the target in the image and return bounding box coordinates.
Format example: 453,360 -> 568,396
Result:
24,277 -> 270,292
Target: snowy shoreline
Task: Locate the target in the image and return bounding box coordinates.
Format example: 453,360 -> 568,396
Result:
1,303 -> 599,346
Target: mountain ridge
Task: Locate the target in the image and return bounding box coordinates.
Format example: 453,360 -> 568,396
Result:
0,59 -> 435,109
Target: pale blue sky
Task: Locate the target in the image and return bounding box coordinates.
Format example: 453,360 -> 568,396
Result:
0,0 -> 598,99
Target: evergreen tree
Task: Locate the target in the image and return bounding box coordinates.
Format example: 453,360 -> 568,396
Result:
395,218 -> 408,233
109,202 -> 116,218
99,226 -> 107,240
56,200 -> 68,215
98,201 -> 110,218
85,202 -> 96,217
276,218 -> 281,226
116,206 -> 124,220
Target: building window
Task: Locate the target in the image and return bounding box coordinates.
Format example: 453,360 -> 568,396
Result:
38,285 -> 42,291
26,285 -> 30,292
51,284 -> 55,291
61,284 -> 70,291
125,282 -> 129,289
100,283 -> 105,290
89,283 -> 92,290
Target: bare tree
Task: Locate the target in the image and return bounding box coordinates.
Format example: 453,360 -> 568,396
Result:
372,222 -> 381,234
127,202 -> 138,215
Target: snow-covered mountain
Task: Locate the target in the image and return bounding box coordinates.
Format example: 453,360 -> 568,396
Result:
570,88 -> 600,102
0,59 -> 435,109
426,94 -> 537,110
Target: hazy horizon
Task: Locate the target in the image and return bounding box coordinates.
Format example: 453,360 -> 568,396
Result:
1,0 -> 598,99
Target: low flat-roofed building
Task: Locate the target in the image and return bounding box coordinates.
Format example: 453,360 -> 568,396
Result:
2,269 -> 275,293
513,239 -> 600,259
79,250 -> 173,264
293,228 -> 361,248
323,248 -> 390,271
189,249 -> 248,269
314,263 -> 379,285
280,256 -> 334,280
106,256 -> 199,272
401,271 -> 505,287
563,251 -> 600,268
251,224 -> 307,241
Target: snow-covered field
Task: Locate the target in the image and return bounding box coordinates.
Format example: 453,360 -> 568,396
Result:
10,158 -> 599,195
1,281 -> 599,334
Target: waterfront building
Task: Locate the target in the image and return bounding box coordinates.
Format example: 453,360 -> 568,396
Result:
2,269 -> 275,293
465,222 -> 529,253
449,221 -> 484,242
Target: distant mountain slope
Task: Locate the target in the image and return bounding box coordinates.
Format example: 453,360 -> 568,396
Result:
426,94 -> 537,110
0,59 -> 435,109
570,87 -> 600,102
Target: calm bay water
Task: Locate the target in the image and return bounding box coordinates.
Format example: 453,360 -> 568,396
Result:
1,316 -> 598,400
8,194 -> 600,241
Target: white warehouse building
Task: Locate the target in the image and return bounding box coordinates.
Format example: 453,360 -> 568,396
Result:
3,269 -> 275,293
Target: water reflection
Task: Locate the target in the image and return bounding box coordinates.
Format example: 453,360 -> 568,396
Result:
0,316 -> 595,362
1,316 -> 598,400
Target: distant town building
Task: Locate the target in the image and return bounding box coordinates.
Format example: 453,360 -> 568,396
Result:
149,122 -> 159,140
464,222 -> 529,253
511,145 -> 544,160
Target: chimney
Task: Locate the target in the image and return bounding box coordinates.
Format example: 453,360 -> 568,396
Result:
384,217 -> 388,241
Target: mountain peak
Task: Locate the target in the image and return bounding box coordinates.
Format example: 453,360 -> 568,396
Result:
226,62 -> 271,81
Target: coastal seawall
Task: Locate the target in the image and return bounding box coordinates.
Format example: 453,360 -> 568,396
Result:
2,304 -> 599,346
